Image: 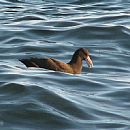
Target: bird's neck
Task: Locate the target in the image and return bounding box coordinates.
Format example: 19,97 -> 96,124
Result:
68,55 -> 83,74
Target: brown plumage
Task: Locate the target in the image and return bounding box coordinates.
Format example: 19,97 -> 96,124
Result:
19,48 -> 93,74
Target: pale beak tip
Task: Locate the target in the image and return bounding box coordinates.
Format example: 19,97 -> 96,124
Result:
86,56 -> 93,68
88,63 -> 93,68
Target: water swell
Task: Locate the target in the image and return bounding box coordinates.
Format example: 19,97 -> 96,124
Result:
0,83 -> 97,129
16,25 -> 129,42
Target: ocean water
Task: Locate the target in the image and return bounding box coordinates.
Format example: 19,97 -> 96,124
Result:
0,0 -> 130,130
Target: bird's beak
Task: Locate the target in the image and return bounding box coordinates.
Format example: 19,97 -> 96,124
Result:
86,56 -> 93,68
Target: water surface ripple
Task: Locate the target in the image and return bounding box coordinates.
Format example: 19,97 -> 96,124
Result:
0,0 -> 130,130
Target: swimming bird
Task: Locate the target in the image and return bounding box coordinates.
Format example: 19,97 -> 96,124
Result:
19,48 -> 93,74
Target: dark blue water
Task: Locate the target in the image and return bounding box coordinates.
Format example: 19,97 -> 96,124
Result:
0,0 -> 130,130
